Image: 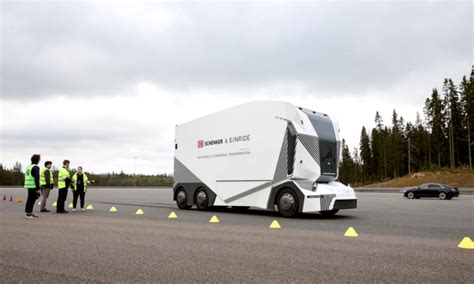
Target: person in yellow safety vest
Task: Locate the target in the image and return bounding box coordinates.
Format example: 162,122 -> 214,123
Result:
71,166 -> 90,212
56,159 -> 71,213
24,154 -> 41,219
39,161 -> 54,212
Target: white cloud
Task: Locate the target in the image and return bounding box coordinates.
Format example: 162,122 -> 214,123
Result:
0,1 -> 471,174
1,79 -> 435,174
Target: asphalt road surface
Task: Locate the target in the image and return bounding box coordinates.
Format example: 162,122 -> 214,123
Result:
1,187 -> 472,283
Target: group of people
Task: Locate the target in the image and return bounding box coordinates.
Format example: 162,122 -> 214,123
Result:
24,154 -> 90,219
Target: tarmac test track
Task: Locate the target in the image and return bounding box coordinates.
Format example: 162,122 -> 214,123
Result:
1,187 -> 473,283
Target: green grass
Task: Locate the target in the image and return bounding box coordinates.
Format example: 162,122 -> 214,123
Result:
364,168 -> 474,188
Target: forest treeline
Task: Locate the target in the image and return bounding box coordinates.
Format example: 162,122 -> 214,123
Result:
339,68 -> 474,185
0,163 -> 173,187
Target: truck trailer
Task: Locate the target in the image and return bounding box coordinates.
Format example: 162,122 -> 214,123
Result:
173,101 -> 357,217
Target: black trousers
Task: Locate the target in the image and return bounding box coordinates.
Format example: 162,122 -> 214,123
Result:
57,188 -> 68,212
73,188 -> 86,209
25,187 -> 38,213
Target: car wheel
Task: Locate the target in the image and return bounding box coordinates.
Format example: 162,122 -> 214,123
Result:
277,188 -> 299,217
195,188 -> 209,210
319,209 -> 339,216
446,196 -> 452,200
407,192 -> 415,199
176,188 -> 191,210
439,192 -> 447,200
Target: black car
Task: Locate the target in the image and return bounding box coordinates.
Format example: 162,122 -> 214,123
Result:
403,183 -> 460,200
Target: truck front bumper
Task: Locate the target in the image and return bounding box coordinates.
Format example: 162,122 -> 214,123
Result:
332,198 -> 357,209
299,181 -> 357,213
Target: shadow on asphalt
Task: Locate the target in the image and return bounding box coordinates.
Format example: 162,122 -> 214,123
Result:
96,201 -> 176,209
95,201 -> 357,220
192,206 -> 356,220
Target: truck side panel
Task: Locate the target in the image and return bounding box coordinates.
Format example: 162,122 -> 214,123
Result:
174,102 -> 291,208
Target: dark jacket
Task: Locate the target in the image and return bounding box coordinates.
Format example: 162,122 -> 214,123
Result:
43,170 -> 54,189
75,174 -> 85,191
31,166 -> 40,189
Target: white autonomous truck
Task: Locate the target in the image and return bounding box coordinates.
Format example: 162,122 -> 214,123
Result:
173,101 -> 357,217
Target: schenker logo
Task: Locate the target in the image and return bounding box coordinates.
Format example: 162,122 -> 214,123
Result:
197,135 -> 250,148
197,139 -> 223,148
197,140 -> 204,148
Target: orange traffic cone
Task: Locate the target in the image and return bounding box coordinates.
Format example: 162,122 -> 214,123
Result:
9,195 -> 13,202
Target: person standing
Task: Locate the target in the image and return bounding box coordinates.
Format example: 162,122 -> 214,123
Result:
57,160 -> 71,213
71,166 -> 90,212
24,154 -> 41,219
39,161 -> 54,212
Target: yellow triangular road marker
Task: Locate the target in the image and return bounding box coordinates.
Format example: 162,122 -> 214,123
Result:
458,237 -> 474,249
269,220 -> 281,229
52,202 -> 57,207
344,227 -> 359,237
86,204 -> 94,210
135,208 -> 144,215
68,203 -> 73,208
109,206 -> 118,212
168,211 -> 177,218
17,196 -> 23,203
209,215 -> 220,223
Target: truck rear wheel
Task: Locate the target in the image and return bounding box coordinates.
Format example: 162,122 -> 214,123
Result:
276,188 -> 299,217
195,188 -> 209,210
176,189 -> 191,210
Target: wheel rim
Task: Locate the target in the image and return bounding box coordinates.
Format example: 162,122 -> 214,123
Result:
177,191 -> 187,206
439,192 -> 446,199
408,192 -> 414,199
196,190 -> 207,207
280,193 -> 295,211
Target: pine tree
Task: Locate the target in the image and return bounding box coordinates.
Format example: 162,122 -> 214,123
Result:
443,78 -> 463,167
359,126 -> 372,183
371,111 -> 385,180
339,139 -> 357,185
460,72 -> 474,167
390,110 -> 403,177
425,88 -> 446,168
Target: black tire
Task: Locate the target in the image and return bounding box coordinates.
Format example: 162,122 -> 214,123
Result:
195,188 -> 209,210
446,196 -> 453,200
276,188 -> 299,217
407,192 -> 415,199
175,188 -> 191,210
319,209 -> 339,216
439,192 -> 447,200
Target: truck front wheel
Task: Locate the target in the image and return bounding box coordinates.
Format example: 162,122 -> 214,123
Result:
276,188 -> 299,217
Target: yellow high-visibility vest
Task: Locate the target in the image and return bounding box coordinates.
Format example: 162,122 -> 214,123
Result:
58,167 -> 70,189
72,173 -> 90,192
24,164 -> 37,189
40,168 -> 54,186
